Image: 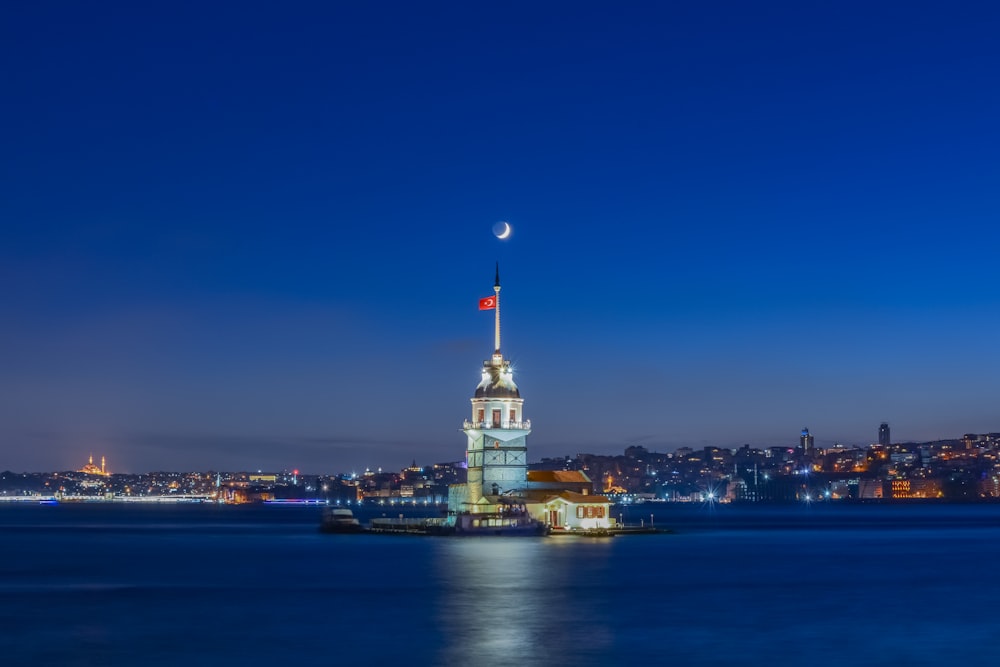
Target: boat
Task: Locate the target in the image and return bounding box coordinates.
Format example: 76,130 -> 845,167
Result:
452,512 -> 549,536
319,507 -> 365,534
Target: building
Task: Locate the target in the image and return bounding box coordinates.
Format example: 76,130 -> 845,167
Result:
800,428 -> 814,452
533,491 -> 611,531
523,470 -> 611,531
447,266 -> 534,531
446,266 -> 610,532
879,423 -> 891,447
78,454 -> 109,476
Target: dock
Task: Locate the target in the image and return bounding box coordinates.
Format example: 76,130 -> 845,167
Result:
367,517 -> 453,535
548,526 -> 670,537
349,517 -> 669,537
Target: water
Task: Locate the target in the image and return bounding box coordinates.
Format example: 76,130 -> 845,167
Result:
2,502 -> 1000,666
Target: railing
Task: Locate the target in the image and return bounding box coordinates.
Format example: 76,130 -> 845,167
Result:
462,420 -> 532,431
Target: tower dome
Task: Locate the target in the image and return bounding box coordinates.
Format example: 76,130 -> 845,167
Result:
474,360 -> 520,399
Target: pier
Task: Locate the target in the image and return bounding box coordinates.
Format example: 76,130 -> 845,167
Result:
368,516 -> 452,535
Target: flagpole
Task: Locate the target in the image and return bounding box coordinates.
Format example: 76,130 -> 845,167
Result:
494,262 -> 501,355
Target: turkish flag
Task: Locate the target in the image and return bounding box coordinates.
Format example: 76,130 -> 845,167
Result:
479,296 -> 496,310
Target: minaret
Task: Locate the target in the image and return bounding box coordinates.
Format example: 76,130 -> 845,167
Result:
461,264 -> 531,508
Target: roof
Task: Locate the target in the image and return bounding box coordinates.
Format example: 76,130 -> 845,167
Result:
547,491 -> 612,505
527,470 -> 592,484
474,362 -> 520,399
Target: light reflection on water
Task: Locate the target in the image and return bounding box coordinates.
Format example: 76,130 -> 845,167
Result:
432,538 -> 614,666
4,504 -> 1000,666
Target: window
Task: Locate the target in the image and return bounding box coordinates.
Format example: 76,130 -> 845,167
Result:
576,506 -> 606,519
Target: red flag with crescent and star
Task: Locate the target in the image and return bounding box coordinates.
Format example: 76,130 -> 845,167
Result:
479,296 -> 496,310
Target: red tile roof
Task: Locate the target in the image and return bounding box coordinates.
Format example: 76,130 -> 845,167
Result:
526,470 -> 592,484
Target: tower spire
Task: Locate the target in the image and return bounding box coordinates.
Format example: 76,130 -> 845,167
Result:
493,262 -> 501,355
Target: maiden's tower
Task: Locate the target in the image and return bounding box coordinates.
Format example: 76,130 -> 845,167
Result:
447,265 -> 543,533
442,265 -> 612,534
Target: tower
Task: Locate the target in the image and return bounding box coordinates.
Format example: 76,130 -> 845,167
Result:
460,264 -> 530,508
800,428 -> 814,451
879,422 -> 890,447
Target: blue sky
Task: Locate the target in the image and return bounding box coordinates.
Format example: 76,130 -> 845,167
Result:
2,2 -> 999,473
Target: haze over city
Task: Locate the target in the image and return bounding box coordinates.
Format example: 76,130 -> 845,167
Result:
3,2 -> 999,473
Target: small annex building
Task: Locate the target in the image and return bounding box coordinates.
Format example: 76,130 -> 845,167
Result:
525,490 -> 613,531
523,470 -> 612,530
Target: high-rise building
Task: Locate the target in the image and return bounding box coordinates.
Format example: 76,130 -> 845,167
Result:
879,423 -> 891,447
800,428 -> 814,451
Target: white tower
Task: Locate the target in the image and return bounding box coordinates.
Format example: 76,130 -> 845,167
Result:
462,264 -> 530,509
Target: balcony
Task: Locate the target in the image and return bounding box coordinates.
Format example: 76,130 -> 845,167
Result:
463,420 -> 532,431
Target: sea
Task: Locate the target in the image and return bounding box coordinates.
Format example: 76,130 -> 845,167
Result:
3,501 -> 1000,666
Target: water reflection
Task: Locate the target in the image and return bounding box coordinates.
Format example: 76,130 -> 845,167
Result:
432,538 -> 613,667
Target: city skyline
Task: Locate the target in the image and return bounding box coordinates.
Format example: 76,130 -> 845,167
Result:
3,3 -> 1000,473
4,418 -> 995,477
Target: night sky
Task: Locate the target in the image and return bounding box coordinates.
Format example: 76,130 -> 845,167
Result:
3,2 -> 999,474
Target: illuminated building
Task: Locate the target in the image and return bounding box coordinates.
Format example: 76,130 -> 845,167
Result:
447,266 -> 610,532
448,266 -> 611,532
879,422 -> 891,447
800,428 -> 814,452
78,454 -> 109,476
889,479 -> 912,499
449,265 -> 531,520
523,470 -> 612,530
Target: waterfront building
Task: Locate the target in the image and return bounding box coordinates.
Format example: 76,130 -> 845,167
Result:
448,266 -> 531,523
447,266 -> 610,531
534,491 -> 611,531
523,470 -> 612,530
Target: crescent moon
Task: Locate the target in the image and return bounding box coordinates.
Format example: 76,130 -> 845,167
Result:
497,222 -> 511,239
